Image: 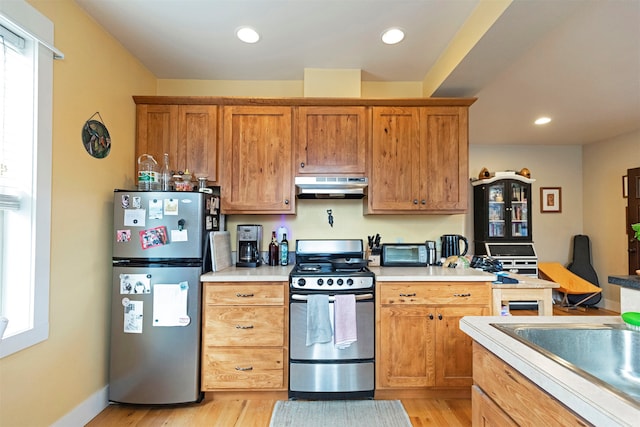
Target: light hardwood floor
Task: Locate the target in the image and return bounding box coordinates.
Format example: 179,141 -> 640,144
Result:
86,398 -> 473,427
87,306 -> 618,427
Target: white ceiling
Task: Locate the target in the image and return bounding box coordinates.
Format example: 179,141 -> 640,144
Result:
75,0 -> 640,146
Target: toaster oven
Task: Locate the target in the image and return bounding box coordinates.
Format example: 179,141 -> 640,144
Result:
381,243 -> 429,266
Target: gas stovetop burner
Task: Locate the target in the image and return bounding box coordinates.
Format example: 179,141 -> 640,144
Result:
297,264 -> 325,272
290,239 -> 375,291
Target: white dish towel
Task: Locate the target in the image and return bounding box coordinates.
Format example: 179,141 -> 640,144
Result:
306,294 -> 332,346
334,294 -> 357,349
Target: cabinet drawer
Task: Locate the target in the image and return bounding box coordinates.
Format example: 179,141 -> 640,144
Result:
202,348 -> 284,390
205,283 -> 285,305
204,306 -> 284,346
379,283 -> 490,305
473,343 -> 588,426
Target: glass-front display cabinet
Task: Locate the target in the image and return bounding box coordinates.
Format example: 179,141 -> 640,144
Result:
472,174 -> 535,255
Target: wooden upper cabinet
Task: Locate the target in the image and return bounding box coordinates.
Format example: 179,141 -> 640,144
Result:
296,106 -> 367,175
135,104 -> 218,182
421,107 -> 468,213
177,105 -> 218,181
136,104 -> 177,170
369,106 -> 422,212
367,106 -> 469,214
222,105 -> 295,214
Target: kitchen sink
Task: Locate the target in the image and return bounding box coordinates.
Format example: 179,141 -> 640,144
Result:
492,323 -> 640,408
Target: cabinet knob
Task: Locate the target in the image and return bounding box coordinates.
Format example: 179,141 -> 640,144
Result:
428,313 -> 434,320
421,200 -> 426,205
413,199 -> 418,205
438,313 -> 443,320
300,162 -> 305,168
284,199 -> 289,205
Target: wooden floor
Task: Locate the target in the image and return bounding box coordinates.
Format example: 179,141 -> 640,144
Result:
87,306 -> 618,427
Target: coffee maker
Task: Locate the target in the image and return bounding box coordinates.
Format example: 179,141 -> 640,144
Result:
236,224 -> 262,267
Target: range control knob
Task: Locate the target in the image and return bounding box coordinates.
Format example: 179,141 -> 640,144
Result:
337,278 -> 344,286
327,279 -> 334,286
347,278 -> 354,286
317,278 -> 324,286
297,278 -> 306,287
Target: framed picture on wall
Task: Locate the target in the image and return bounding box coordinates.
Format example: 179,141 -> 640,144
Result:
540,187 -> 562,213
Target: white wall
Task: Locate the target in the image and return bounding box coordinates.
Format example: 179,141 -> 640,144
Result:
583,129 -> 640,311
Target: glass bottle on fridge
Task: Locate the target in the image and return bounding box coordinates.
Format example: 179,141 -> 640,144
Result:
472,175 -> 535,255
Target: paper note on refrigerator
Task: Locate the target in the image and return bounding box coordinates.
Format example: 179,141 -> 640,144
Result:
123,299 -> 143,334
152,282 -> 190,327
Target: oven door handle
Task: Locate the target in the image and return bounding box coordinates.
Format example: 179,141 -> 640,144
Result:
291,293 -> 373,302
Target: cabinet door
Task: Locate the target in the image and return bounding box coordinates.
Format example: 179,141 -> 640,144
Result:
421,107 -> 468,212
177,105 -> 217,182
508,180 -> 531,238
135,104 -> 178,171
296,106 -> 366,175
136,104 -> 218,183
222,106 -> 294,214
378,305 -> 435,388
369,107 -> 421,212
487,181 -> 507,238
435,305 -> 488,387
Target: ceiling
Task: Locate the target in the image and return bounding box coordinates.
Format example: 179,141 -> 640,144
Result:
75,0 -> 640,146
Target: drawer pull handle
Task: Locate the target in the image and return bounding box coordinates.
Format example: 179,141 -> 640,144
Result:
235,325 -> 254,329
453,293 -> 471,297
399,293 -> 416,297
236,293 -> 254,298
235,366 -> 253,371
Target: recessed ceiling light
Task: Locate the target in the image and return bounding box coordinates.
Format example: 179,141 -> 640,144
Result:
534,117 -> 552,125
381,28 -> 405,45
236,27 -> 260,44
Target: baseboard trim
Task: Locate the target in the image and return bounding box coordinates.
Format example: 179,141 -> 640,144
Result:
51,385 -> 109,427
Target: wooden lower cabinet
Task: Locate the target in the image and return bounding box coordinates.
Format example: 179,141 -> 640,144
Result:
377,282 -> 490,390
472,385 -> 517,427
472,343 -> 589,426
201,282 -> 288,391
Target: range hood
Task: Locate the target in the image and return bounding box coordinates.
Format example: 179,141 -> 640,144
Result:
295,176 -> 368,199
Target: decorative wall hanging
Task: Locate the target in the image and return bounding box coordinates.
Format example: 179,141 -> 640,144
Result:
540,187 -> 562,213
82,112 -> 111,158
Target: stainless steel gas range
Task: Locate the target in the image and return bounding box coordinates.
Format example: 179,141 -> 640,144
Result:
288,239 -> 375,400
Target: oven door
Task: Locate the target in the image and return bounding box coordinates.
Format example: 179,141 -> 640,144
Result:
289,294 -> 374,361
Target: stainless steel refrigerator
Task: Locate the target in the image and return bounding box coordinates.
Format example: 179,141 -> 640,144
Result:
109,189 -> 222,404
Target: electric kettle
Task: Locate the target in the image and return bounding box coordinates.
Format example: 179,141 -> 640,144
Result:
425,240 -> 437,265
440,234 -> 468,258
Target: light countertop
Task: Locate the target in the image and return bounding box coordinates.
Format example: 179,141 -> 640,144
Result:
201,265 -> 497,283
369,266 -> 496,282
201,265 -> 291,282
460,316 -> 636,427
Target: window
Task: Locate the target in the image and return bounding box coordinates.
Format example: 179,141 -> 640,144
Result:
0,0 -> 57,357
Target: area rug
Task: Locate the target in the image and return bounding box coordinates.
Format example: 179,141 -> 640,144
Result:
269,400 -> 412,427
